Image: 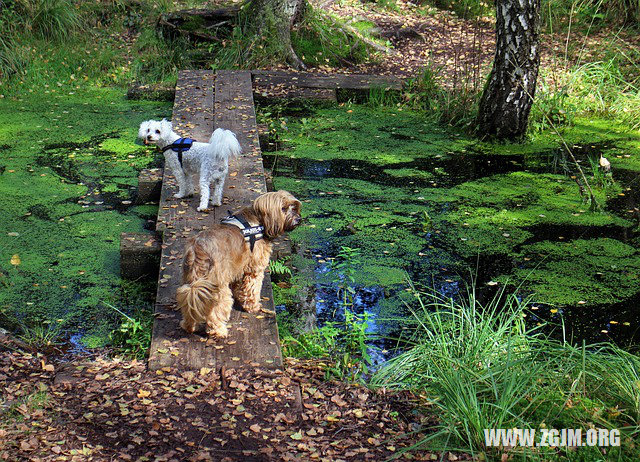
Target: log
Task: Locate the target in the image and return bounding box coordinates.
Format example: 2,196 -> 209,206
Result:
157,8 -> 239,42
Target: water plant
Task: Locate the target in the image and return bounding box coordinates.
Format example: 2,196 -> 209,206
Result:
280,309 -> 374,382
268,258 -> 293,277
18,320 -> 63,351
330,246 -> 362,310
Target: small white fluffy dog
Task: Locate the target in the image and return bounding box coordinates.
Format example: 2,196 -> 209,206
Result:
138,119 -> 242,211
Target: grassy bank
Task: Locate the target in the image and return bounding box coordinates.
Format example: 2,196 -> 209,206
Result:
372,285 -> 640,460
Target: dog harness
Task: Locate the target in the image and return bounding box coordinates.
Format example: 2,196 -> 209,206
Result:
161,138 -> 194,167
221,213 -> 264,252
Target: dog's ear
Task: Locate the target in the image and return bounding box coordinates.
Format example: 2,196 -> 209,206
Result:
160,118 -> 172,135
253,192 -> 286,238
138,120 -> 151,139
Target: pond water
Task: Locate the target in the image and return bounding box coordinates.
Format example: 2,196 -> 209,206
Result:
262,102 -> 640,348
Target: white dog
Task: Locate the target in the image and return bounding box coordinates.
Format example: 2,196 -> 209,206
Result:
138,119 -> 241,211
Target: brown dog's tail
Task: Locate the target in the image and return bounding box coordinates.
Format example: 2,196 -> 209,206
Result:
176,243 -> 217,331
176,279 -> 217,323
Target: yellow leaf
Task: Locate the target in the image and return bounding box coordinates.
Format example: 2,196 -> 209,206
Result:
10,254 -> 21,266
137,389 -> 151,398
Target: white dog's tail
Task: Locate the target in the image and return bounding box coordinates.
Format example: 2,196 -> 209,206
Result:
210,128 -> 242,160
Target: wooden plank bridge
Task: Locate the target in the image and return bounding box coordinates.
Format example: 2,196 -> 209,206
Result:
131,70 -> 405,372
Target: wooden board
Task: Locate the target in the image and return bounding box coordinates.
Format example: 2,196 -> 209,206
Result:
254,84 -> 337,103
252,70 -> 405,90
148,70 -> 282,371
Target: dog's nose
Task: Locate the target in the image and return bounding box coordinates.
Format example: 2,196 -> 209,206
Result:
146,135 -> 152,140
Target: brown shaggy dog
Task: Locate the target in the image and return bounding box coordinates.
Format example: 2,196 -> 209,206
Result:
176,190 -> 301,337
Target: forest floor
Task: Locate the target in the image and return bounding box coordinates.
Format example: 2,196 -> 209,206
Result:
0,336 -> 467,462
305,0 -> 639,88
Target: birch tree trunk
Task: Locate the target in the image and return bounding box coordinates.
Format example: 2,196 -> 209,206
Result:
244,0 -> 307,69
476,0 -> 541,140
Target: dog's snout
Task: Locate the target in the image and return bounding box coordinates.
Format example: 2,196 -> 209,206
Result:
146,134 -> 152,140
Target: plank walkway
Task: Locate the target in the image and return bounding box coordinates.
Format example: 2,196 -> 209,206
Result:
251,70 -> 405,90
148,70 -> 281,371
147,70 -> 405,372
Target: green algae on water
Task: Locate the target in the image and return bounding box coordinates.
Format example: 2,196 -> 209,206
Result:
263,102 -> 640,319
0,88 -> 170,347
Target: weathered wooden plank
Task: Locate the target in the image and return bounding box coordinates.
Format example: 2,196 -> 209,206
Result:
254,84 -> 337,103
136,168 -> 163,204
149,70 -> 283,371
252,70 -> 405,90
120,232 -> 161,280
156,70 -> 217,233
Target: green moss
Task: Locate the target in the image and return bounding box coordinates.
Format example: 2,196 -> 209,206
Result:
436,171 -> 629,258
0,87 -> 170,346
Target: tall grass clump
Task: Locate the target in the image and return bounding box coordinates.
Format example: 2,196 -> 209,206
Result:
291,8 -> 371,67
404,65 -> 480,127
541,0 -> 640,29
373,285 -> 546,455
372,283 -> 640,459
533,59 -> 640,131
129,29 -> 193,84
16,0 -> 83,40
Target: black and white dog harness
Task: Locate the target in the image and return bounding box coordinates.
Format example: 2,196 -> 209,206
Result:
161,138 -> 194,167
221,213 -> 264,252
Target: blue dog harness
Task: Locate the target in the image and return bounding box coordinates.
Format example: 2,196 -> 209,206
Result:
221,212 -> 264,252
161,138 -> 194,166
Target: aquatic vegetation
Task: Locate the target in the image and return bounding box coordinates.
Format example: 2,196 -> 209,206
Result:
0,88 -> 170,347
264,101 -> 640,341
505,238 -> 640,307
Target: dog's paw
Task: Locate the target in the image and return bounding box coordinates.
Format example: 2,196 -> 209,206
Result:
180,319 -> 195,334
210,201 -> 222,207
197,205 -> 210,212
243,302 -> 261,314
207,324 -> 228,338
174,192 -> 186,199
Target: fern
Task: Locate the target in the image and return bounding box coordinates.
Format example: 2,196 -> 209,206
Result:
268,259 -> 292,276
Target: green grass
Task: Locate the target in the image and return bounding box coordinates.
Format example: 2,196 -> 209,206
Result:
372,284 -> 640,460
